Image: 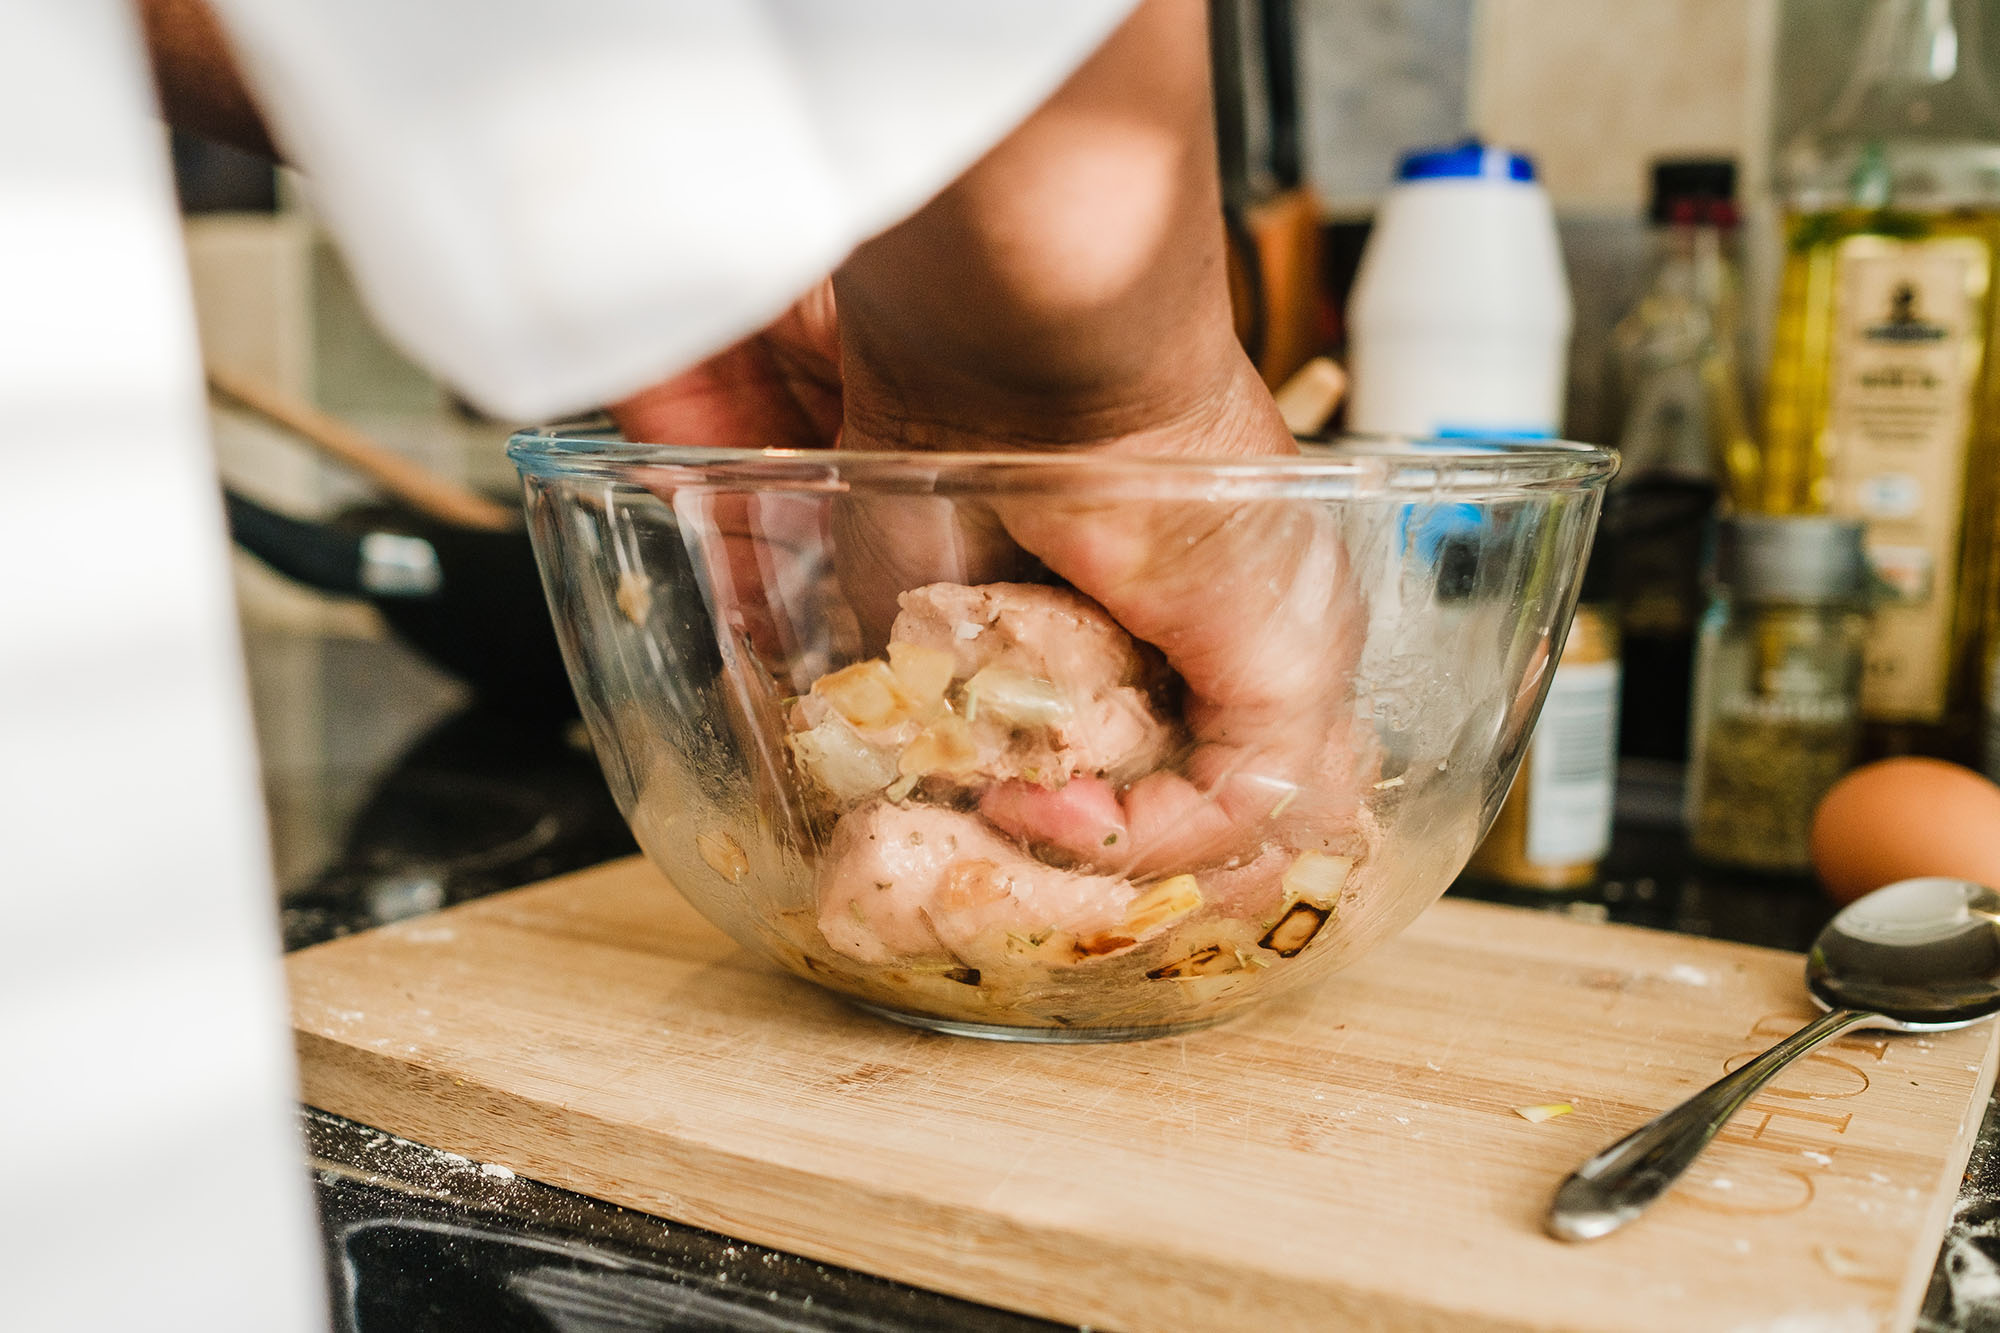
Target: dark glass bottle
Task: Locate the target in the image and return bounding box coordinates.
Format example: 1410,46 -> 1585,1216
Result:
1606,159 -> 1751,760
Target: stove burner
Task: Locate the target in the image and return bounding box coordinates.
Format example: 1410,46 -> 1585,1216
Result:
282,707 -> 634,950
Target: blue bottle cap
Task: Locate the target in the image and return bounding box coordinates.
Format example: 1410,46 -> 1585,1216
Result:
1396,139 -> 1536,184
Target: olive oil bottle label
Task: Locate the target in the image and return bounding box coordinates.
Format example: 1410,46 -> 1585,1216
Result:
1824,235 -> 1989,722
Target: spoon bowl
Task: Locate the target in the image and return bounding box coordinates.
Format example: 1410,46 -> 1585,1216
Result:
1807,876 -> 2000,1028
1548,877 -> 2000,1242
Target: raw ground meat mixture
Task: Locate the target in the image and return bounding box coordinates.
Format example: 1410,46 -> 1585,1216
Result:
784,582 -> 1371,992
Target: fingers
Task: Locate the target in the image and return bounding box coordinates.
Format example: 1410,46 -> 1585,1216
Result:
665,490 -> 833,684
616,303 -> 1368,883
1004,491 -> 1354,748
613,279 -> 842,451
611,286 -> 846,673
830,496 -> 1025,652
979,775 -> 1130,865
984,374 -> 1368,872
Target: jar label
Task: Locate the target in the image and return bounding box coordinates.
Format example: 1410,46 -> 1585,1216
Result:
1524,659 -> 1620,865
1825,235 -> 1988,722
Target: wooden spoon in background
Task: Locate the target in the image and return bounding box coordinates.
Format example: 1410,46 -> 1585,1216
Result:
206,364 -> 517,533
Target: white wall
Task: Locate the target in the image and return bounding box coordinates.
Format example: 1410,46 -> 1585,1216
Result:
1468,0 -> 1776,213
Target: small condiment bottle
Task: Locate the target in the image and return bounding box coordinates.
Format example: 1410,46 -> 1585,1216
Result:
1686,516 -> 1871,871
1466,553 -> 1622,890
1346,140 -> 1572,439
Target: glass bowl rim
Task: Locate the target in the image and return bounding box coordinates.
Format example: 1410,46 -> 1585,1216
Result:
508,419 -> 1617,498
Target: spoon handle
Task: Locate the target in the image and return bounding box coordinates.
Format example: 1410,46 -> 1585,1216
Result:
1545,1007 -> 1880,1241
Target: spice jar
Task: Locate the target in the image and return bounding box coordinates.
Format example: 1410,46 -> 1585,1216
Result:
1467,554 -> 1622,890
1686,516 -> 1870,871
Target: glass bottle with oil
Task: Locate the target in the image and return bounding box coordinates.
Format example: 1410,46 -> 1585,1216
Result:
1757,0 -> 2000,761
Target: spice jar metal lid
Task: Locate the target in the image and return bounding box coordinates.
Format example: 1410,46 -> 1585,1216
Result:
1711,514 -> 1870,604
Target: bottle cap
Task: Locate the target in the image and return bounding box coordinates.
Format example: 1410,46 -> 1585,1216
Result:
1396,139 -> 1536,184
1712,515 -> 1871,605
1648,158 -> 1737,224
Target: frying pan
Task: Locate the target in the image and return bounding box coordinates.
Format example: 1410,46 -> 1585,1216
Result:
225,488 -> 578,717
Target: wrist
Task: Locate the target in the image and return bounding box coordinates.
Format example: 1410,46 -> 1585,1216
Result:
838,342 -> 1292,459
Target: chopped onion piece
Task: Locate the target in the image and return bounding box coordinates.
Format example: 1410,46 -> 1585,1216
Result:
614,569 -> 652,625
1259,901 -> 1330,957
789,720 -> 898,802
1514,1102 -> 1574,1123
1282,851 -> 1354,908
1123,874 -> 1203,936
1072,931 -> 1137,959
899,715 -> 980,777
696,830 -> 749,883
961,665 -> 1071,728
887,641 -> 955,707
813,660 -> 910,730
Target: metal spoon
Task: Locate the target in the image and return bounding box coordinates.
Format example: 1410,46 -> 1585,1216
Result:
1547,876 -> 2000,1242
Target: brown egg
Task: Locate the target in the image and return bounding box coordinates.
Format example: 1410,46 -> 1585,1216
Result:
1810,757 -> 2000,904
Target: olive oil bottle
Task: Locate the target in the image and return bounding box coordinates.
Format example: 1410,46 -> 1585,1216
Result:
1757,0 -> 2000,760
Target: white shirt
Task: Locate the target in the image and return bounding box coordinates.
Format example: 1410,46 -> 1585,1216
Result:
0,3 -> 1128,1328
206,0 -> 1134,418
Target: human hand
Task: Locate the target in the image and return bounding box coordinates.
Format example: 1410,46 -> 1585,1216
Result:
617,315 -> 1360,879
613,0 -> 1364,875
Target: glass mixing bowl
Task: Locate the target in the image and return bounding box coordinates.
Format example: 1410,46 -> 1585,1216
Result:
510,426 -> 1614,1041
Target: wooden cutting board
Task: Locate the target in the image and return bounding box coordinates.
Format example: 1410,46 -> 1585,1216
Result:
288,858 -> 2000,1332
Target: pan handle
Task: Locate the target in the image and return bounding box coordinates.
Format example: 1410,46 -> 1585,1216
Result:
223,489 -> 440,598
